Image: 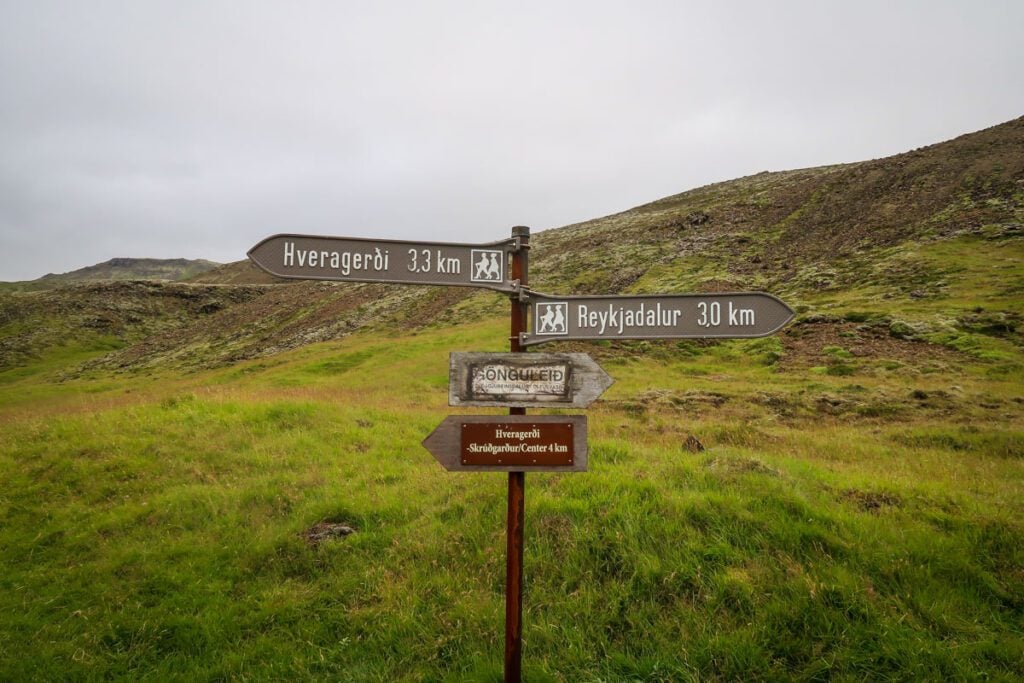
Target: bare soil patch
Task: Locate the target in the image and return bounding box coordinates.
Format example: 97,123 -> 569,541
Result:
841,489 -> 903,513
303,522 -> 355,545
779,319 -> 962,369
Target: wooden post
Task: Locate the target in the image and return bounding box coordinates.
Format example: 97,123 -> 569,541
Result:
505,225 -> 529,683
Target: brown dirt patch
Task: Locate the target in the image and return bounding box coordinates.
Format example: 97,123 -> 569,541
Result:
303,522 -> 355,545
703,455 -> 781,477
779,319 -> 962,369
840,489 -> 902,513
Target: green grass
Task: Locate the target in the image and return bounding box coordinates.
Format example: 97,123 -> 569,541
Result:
0,333 -> 125,384
1,317 -> 1022,681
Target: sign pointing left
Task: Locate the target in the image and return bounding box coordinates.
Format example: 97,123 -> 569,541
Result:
423,415 -> 588,472
248,233 -> 519,292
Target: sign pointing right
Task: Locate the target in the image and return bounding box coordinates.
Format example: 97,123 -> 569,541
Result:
520,291 -> 794,346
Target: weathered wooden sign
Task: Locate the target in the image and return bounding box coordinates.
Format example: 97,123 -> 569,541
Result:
520,290 -> 794,345
248,233 -> 519,292
448,352 -> 613,408
422,415 -> 588,472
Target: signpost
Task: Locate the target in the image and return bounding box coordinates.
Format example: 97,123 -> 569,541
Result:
248,225 -> 794,683
521,290 -> 794,345
449,352 -> 613,408
422,415 -> 588,472
248,233 -> 519,292
503,226 -> 529,682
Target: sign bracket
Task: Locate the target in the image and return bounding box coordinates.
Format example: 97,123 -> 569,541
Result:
515,283 -> 530,304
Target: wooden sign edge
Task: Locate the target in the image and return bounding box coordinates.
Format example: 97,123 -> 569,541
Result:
520,325 -> 793,346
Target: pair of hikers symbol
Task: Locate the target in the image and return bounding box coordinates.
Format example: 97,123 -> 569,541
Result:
473,251 -> 502,281
538,303 -> 566,334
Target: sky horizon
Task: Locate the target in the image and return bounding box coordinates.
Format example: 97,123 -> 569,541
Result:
2,1 -> 1022,281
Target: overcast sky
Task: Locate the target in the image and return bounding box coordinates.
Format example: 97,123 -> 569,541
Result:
1,1 -> 1021,280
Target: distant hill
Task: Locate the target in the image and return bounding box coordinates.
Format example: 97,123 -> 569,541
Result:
0,258 -> 222,292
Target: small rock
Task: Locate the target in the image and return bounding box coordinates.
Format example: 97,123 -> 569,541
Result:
841,489 -> 901,513
686,210 -> 710,226
888,320 -> 918,339
304,522 -> 355,545
682,435 -> 705,453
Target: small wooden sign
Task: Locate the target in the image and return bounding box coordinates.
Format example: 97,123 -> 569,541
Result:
449,352 -> 613,408
461,422 -> 574,467
422,415 -> 588,472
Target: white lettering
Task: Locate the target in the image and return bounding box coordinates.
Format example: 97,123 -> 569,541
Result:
729,302 -> 755,326
494,427 -> 541,440
576,302 -> 682,335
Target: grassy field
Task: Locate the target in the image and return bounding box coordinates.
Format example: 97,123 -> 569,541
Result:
1,310 -> 1022,681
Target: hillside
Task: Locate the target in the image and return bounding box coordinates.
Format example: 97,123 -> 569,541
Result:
187,259 -> 286,285
0,257 -> 222,292
0,281 -> 268,374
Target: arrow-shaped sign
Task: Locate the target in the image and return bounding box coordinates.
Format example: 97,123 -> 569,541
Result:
248,233 -> 519,292
520,291 -> 794,346
448,352 -> 613,408
423,415 -> 588,472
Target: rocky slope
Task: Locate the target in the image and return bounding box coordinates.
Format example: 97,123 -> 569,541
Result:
187,259 -> 285,285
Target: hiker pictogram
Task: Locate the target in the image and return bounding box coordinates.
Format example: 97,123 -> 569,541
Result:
535,302 -> 568,335
471,249 -> 503,282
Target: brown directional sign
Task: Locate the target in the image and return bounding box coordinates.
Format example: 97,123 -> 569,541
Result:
422,415 -> 588,472
520,290 -> 794,346
247,233 -> 519,292
449,352 -> 613,408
